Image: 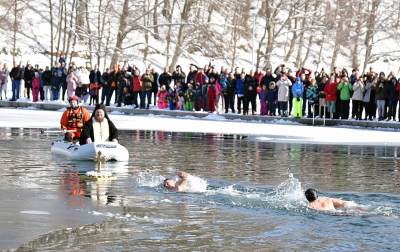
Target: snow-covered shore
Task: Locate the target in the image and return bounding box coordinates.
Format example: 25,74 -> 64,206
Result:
0,107 -> 400,146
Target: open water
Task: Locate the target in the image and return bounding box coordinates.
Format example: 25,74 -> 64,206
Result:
0,128 -> 399,251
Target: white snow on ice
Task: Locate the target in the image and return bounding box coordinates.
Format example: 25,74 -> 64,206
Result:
0,107 -> 399,146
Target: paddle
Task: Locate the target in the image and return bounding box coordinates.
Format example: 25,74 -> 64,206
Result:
40,129 -> 77,134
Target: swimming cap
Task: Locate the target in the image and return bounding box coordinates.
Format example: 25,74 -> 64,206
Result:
305,188 -> 318,202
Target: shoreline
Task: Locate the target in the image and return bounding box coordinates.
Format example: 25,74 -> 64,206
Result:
1,100 -> 400,130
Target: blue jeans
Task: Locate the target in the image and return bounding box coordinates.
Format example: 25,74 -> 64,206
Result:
12,80 -> 20,100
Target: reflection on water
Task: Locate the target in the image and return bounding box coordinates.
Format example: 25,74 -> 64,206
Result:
0,128 -> 399,251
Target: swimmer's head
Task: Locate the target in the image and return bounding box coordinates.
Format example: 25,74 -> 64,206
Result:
163,178 -> 176,190
305,188 -> 318,202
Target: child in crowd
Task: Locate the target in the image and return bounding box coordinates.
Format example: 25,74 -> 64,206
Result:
89,82 -> 100,105
306,79 -> 319,118
168,88 -> 176,110
267,81 -> 277,116
259,84 -> 268,115
185,83 -> 194,111
32,72 -> 41,102
157,85 -> 168,109
176,92 -> 185,110
193,82 -> 203,111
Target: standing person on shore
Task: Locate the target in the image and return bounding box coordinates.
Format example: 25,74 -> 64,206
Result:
324,75 -> 338,119
100,68 -> 111,105
267,81 -> 278,116
23,64 -> 35,100
89,64 -> 102,105
362,74 -> 375,120
306,79 -> 319,118
141,68 -> 154,109
385,73 -> 398,121
337,76 -> 352,120
291,77 -> 304,118
375,72 -> 386,121
0,63 -> 9,100
172,65 -> 186,89
277,73 -> 292,117
244,70 -> 258,115
131,69 -> 142,108
106,64 -> 120,106
259,84 -> 268,116
236,73 -> 245,114
157,84 -> 169,109
151,68 -> 159,106
42,66 -> 52,101
158,67 -> 172,92
66,71 -> 79,99
31,72 -> 41,102
351,76 -> 365,120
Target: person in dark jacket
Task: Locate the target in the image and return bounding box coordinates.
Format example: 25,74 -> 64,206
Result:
101,68 -> 110,105
23,64 -> 35,99
385,73 -> 398,121
159,67 -> 172,91
244,71 -> 258,115
9,63 -> 23,101
80,104 -> 118,145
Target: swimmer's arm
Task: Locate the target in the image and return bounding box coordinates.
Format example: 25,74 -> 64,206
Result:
331,198 -> 347,209
175,171 -> 189,191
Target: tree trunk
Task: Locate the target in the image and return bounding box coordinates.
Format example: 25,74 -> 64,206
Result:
295,1 -> 309,68
65,0 -> 76,66
171,0 -> 194,68
143,0 -> 150,65
62,0 -> 68,54
110,0 -> 130,68
85,0 -> 93,68
153,0 -> 160,39
49,0 -> 54,67
351,1 -> 363,69
284,17 -> 298,62
56,0 -> 64,59
362,0 -> 379,73
330,1 -> 344,72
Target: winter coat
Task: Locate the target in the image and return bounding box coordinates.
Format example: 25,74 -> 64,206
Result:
157,90 -> 168,109
384,78 -> 397,101
67,74 -> 78,97
375,81 -> 385,101
89,70 -> 102,83
267,87 -> 278,103
172,70 -> 186,85
42,70 -> 52,86
236,78 -> 245,96
291,77 -> 304,98
351,80 -> 364,101
244,75 -> 258,98
362,81 -> 373,103
141,73 -> 154,92
337,81 -> 352,101
159,72 -> 172,87
10,66 -> 23,80
306,85 -> 318,104
132,75 -> 142,92
277,79 -> 292,102
324,82 -> 338,102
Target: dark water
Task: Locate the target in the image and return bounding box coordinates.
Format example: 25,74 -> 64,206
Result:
0,128 -> 400,251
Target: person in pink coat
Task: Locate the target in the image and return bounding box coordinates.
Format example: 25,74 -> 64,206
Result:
31,72 -> 41,102
67,72 -> 79,99
157,85 -> 168,109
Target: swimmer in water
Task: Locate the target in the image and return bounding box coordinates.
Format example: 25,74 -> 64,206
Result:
305,188 -> 353,211
163,171 -> 189,192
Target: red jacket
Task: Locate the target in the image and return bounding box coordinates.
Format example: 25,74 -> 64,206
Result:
132,75 -> 142,92
324,81 -> 338,102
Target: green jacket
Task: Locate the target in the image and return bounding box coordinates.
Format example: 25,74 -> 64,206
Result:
337,81 -> 352,101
